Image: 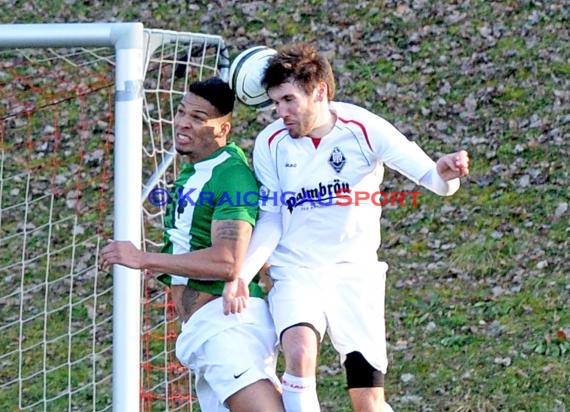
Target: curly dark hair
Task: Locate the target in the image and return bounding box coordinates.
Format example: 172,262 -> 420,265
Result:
261,43 -> 335,100
188,77 -> 235,116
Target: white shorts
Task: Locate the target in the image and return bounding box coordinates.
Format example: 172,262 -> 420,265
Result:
176,297 -> 280,412
268,261 -> 389,373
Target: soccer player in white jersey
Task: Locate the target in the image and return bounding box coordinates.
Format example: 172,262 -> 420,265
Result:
223,43 -> 470,412
100,78 -> 284,412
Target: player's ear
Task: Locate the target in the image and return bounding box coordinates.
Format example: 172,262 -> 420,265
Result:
220,120 -> 231,138
315,82 -> 327,102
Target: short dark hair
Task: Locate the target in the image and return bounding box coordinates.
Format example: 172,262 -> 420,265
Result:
188,77 -> 235,115
261,43 -> 336,100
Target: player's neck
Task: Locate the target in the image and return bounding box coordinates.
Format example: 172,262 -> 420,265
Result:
308,107 -> 336,139
182,141 -> 227,163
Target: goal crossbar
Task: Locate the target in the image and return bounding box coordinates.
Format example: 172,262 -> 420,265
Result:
0,23 -> 144,412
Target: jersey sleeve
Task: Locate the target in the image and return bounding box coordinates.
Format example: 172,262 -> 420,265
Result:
211,161 -> 259,225
253,130 -> 282,214
366,111 -> 435,184
239,209 -> 282,284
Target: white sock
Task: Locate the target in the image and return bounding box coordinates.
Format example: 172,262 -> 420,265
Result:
281,372 -> 320,412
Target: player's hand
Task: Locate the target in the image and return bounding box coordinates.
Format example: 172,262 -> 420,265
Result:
222,278 -> 249,315
258,263 -> 274,293
436,150 -> 470,181
100,240 -> 144,271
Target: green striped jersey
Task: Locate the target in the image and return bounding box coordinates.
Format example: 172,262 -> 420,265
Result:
157,143 -> 262,297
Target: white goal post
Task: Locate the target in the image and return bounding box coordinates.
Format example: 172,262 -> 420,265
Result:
0,22 -> 144,412
0,23 -> 230,411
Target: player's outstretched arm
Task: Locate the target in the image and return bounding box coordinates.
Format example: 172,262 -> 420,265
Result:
100,219 -> 252,282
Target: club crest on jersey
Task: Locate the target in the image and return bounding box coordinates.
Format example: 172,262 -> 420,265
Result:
328,147 -> 346,173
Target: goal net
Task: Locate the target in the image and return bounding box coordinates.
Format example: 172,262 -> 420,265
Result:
0,24 -> 229,411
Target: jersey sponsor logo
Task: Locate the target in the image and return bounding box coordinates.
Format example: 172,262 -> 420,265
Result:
283,179 -> 351,213
328,146 -> 346,173
285,162 -> 297,168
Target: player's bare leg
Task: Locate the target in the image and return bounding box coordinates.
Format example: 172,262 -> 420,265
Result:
349,387 -> 385,412
282,325 -> 319,375
281,325 -> 321,411
225,379 -> 284,412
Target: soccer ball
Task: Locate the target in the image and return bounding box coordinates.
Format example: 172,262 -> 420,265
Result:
229,46 -> 277,108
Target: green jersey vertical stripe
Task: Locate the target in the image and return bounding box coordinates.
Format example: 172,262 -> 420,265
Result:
159,143 -> 262,297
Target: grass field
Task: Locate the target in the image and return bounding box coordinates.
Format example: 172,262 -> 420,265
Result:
1,1 -> 568,411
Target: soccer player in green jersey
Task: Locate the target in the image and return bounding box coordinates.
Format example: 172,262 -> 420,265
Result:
101,78 -> 284,412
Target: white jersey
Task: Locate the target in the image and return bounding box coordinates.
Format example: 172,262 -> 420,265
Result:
253,101 -> 435,268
